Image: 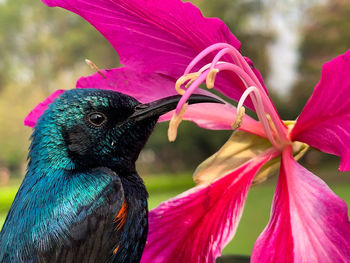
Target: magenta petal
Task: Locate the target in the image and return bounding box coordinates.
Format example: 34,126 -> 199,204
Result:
43,0 -> 240,79
252,148 -> 350,263
291,50 -> 350,171
76,67 -> 179,103
42,0 -> 266,106
159,103 -> 236,130
24,89 -> 65,127
141,152 -> 275,263
160,103 -> 263,133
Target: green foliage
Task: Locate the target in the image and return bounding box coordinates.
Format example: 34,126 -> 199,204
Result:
143,172 -> 194,193
141,122 -> 232,173
0,85 -> 34,169
0,186 -> 17,214
0,0 -> 117,171
0,0 -> 117,88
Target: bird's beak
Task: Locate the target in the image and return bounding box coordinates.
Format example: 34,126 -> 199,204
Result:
127,94 -> 223,122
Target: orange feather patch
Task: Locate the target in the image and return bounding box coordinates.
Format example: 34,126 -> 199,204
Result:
113,244 -> 120,255
113,201 -> 128,255
114,201 -> 128,231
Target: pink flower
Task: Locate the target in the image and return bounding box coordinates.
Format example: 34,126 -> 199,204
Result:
146,43 -> 350,263
26,0 -> 350,262
25,0 -> 252,128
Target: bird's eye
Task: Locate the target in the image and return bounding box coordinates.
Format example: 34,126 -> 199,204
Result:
87,112 -> 107,127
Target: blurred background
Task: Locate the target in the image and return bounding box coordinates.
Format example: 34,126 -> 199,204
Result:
0,0 -> 349,257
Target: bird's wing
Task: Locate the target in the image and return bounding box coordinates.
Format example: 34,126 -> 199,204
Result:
0,167 -> 125,263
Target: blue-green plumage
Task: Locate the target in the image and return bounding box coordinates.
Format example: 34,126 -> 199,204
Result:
0,89 -> 220,262
0,89 -> 154,263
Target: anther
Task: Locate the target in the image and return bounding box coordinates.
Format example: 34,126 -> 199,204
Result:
266,114 -> 278,137
175,73 -> 200,95
232,106 -> 245,129
85,59 -> 106,79
206,68 -> 219,89
168,103 -> 188,142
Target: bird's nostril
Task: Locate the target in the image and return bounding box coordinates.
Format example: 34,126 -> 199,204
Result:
134,104 -> 148,110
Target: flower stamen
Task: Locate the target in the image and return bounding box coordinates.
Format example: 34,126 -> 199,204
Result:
168,103 -> 188,142
85,59 -> 106,79
206,68 -> 219,89
234,86 -> 282,149
232,106 -> 245,129
175,72 -> 201,95
171,43 -> 289,148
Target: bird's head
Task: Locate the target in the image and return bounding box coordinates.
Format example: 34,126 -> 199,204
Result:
29,89 -> 220,171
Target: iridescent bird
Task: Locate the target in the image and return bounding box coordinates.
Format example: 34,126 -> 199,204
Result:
0,89 -> 219,263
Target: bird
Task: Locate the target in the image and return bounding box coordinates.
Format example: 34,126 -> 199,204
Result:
0,88 -> 220,263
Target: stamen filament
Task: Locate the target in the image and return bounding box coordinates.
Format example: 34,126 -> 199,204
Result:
175,72 -> 208,114
259,91 -> 288,142
214,63 -> 256,87
173,43 -> 290,147
211,47 -> 243,69
85,59 -> 106,79
184,43 -> 231,74
198,61 -> 226,74
252,91 -> 281,149
234,86 -> 281,149
209,46 -> 264,92
184,43 -> 264,93
266,114 -> 278,138
237,86 -> 256,110
213,63 -> 288,142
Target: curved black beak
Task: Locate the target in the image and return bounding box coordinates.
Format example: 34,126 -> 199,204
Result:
127,94 -> 223,122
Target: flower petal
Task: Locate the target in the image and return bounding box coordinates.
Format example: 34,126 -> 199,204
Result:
291,50 -> 350,171
24,89 -> 66,127
193,131 -> 274,186
252,147 -> 350,263
159,104 -> 262,132
42,0 -> 266,106
42,0 -> 240,79
76,67 -> 179,103
141,151 -> 276,263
